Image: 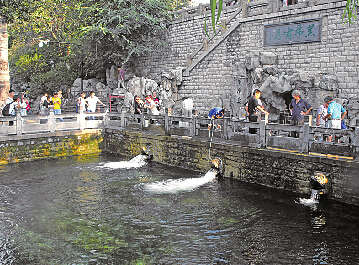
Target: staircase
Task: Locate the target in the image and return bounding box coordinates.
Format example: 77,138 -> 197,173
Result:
183,1 -> 245,77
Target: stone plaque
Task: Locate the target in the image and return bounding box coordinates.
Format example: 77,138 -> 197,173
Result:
264,19 -> 321,46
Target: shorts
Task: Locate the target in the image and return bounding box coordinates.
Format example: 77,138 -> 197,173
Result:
328,119 -> 341,129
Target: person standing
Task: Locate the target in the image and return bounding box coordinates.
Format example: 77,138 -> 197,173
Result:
77,92 -> 87,114
152,91 -> 160,111
86,91 -> 105,119
19,93 -> 28,116
144,95 -> 159,116
4,88 -> 15,107
316,100 -> 328,127
51,92 -> 62,115
40,92 -> 49,115
134,95 -> 144,114
2,89 -> 16,125
324,96 -> 347,129
182,97 -> 194,118
289,90 -> 312,137
246,89 -> 269,134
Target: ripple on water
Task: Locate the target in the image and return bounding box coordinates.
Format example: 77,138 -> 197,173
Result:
0,156 -> 358,265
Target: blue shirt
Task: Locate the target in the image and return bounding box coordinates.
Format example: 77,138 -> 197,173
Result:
208,107 -> 224,119
290,99 -> 311,121
327,101 -> 345,119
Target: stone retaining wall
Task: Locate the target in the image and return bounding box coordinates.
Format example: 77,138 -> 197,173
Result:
132,0 -> 358,114
103,128 -> 359,206
0,129 -> 103,164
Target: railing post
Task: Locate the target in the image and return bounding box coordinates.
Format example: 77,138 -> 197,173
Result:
103,112 -> 109,129
353,127 -> 359,160
301,123 -> 310,153
79,113 -> 86,130
48,111 -> 56,133
16,112 -> 22,136
140,113 -> 145,129
120,111 -> 126,128
190,116 -> 196,137
164,113 -> 170,135
223,118 -> 229,140
241,0 -> 248,18
258,120 -> 266,148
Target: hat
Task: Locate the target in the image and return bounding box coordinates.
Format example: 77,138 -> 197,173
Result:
324,96 -> 333,103
9,89 -> 15,93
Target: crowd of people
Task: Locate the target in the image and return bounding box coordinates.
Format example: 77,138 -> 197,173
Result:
2,89 -> 31,117
207,88 -> 348,140
1,87 -> 349,140
133,91 -> 161,116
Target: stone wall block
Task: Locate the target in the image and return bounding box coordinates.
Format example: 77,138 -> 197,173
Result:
259,52 -> 278,65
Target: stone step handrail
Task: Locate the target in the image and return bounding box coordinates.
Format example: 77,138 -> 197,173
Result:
183,4 -> 243,76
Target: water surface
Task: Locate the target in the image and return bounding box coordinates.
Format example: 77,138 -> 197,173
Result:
0,155 -> 358,265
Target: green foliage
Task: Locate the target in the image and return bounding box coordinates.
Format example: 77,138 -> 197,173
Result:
80,0 -> 173,67
0,0 -> 34,22
204,0 -> 224,38
343,0 -> 358,23
28,62 -> 77,97
7,0 -> 174,96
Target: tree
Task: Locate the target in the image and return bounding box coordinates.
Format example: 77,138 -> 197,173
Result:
79,0 -> 173,71
0,0 -> 34,102
6,0 -> 174,97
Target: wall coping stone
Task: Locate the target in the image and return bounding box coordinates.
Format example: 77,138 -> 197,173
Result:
0,129 -> 102,142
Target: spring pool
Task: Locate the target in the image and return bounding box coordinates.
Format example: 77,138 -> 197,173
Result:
0,155 -> 358,264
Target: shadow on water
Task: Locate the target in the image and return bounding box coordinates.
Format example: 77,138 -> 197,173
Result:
0,155 -> 358,264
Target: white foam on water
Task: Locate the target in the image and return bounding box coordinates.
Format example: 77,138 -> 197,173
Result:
143,170 -> 217,194
100,155 -> 148,169
297,197 -> 319,206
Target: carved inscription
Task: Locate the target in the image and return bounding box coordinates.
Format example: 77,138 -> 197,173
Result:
264,19 -> 321,46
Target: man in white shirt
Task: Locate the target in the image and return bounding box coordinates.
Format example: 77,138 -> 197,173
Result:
85,91 -> 105,119
5,89 -> 15,106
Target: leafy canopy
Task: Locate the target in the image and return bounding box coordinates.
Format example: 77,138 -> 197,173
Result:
6,0 -> 175,95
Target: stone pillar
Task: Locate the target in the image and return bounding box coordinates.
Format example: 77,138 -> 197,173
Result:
258,120 -> 266,148
301,124 -> 310,153
120,111 -> 126,128
79,113 -> 86,130
16,112 -> 22,136
48,111 -> 56,133
353,127 -> 359,161
164,113 -> 170,135
0,20 -> 10,103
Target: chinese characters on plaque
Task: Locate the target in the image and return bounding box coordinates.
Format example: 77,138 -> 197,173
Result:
264,19 -> 321,46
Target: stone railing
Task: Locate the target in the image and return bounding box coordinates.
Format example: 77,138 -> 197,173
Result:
1,112 -> 358,159
0,112 -> 106,137
106,112 -> 359,159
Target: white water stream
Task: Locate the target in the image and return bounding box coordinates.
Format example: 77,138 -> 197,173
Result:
144,169 -> 217,194
101,155 -> 148,169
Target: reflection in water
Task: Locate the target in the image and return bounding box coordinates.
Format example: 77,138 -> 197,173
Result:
0,156 -> 358,264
